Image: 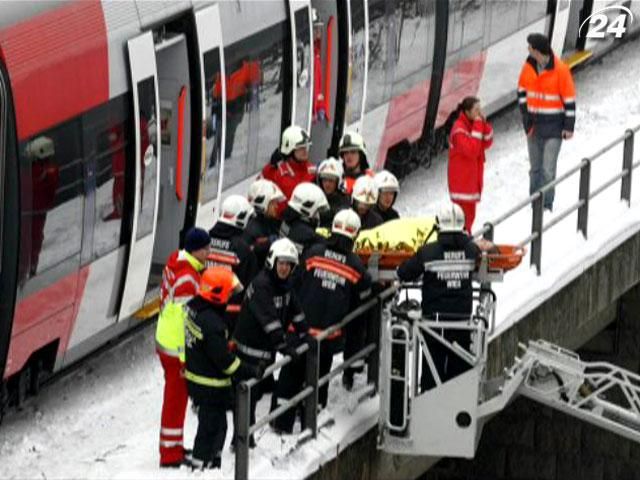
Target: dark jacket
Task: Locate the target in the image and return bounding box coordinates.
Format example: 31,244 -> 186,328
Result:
280,207 -> 326,255
242,213 -> 281,269
298,236 -> 372,332
233,269 -> 309,362
209,222 -> 259,288
373,204 -> 400,223
397,232 -> 480,317
356,207 -> 384,231
184,296 -> 256,403
319,190 -> 351,228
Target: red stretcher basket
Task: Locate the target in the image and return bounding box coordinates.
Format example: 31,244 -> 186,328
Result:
357,250 -> 415,269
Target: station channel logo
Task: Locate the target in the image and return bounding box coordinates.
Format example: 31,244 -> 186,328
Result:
579,5 -> 635,39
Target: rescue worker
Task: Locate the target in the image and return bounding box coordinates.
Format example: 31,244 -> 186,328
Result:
396,203 -> 480,391
351,175 -> 384,230
447,96 -> 493,233
339,131 -> 373,195
280,182 -> 329,255
244,178 -> 286,268
518,33 -> 576,212
296,209 -> 372,407
262,125 -> 316,205
233,239 -> 309,440
156,227 -> 210,468
373,170 -> 401,223
185,267 -> 263,470
316,157 -> 350,228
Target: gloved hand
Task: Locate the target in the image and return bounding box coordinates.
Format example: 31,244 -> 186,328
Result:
282,343 -> 301,360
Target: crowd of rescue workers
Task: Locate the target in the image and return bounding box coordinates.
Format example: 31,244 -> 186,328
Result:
156,32 -> 576,470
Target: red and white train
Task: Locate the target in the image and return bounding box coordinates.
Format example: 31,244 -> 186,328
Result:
0,0 -> 638,411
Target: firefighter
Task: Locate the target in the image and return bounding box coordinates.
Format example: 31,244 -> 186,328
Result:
280,182 -> 329,255
351,175 -> 384,230
233,238 -> 309,441
339,131 -> 373,195
373,170 -> 401,223
396,203 -> 480,391
156,227 -> 210,468
261,125 -> 316,204
447,96 -> 493,233
244,178 -> 286,268
296,209 -> 372,407
518,33 -> 576,212
316,157 -> 350,228
185,267 -> 263,470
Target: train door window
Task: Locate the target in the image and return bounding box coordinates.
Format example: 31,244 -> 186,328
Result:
85,95 -> 133,259
294,7 -> 313,131
202,48 -> 224,203
366,0 -> 394,112
448,0 -> 485,53
222,21 -> 287,188
519,0 -> 547,28
345,0 -> 367,126
18,120 -> 84,281
135,77 -> 158,241
391,0 -> 435,96
488,0 -> 520,44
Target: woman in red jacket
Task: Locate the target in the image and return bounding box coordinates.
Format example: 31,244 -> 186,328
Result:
447,96 -> 493,233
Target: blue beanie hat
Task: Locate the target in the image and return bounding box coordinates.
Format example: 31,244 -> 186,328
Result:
184,227 -> 210,253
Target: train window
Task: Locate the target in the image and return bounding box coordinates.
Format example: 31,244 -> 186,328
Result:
345,0 -> 367,126
86,95 -> 133,259
18,120 -> 84,280
202,48 -> 224,203
222,21 -> 286,188
519,0 -> 547,28
294,7 -> 312,130
488,0 -> 520,44
391,0 -> 435,96
366,0 -> 394,113
135,77 -> 158,241
448,0 -> 485,53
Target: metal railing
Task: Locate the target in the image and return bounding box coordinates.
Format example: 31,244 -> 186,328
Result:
234,286 -> 397,480
475,126 -> 640,275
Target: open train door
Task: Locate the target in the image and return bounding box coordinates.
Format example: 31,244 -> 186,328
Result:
193,4 -> 226,228
117,32 -> 161,320
289,0 -> 314,134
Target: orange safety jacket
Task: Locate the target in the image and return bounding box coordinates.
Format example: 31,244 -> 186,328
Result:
517,55 -> 576,138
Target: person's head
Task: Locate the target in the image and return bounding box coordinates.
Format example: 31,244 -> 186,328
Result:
317,157 -> 344,196
288,182 -> 329,225
436,202 -> 465,233
351,175 -> 378,216
459,96 -> 481,121
339,131 -> 367,172
247,179 -> 285,219
331,208 -> 361,241
280,125 -> 311,161
184,227 -> 211,264
266,238 -> 299,279
218,194 -> 255,230
198,267 -> 243,305
527,33 -> 552,64
374,170 -> 400,211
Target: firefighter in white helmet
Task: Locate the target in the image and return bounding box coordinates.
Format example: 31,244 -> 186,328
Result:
280,182 -> 329,255
244,179 -> 286,267
351,175 -> 384,230
373,170 -> 401,223
338,131 -> 373,195
316,157 -> 350,228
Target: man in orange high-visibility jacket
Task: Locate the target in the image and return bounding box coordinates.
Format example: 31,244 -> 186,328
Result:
156,227 -> 210,468
518,33 -> 576,212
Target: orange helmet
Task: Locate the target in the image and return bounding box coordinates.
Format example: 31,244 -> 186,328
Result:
198,267 -> 243,305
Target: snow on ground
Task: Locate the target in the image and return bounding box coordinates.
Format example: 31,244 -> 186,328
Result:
2,39 -> 640,479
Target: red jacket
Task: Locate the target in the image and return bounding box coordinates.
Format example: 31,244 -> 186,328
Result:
448,113 -> 493,203
261,158 -> 316,201
160,250 -> 204,311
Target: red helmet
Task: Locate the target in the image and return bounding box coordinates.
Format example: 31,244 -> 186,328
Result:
198,267 -> 243,305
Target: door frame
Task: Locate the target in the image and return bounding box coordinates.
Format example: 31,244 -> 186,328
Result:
117,32 -> 161,320
288,0 -> 314,133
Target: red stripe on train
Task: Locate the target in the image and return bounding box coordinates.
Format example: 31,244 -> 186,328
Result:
0,0 -> 108,141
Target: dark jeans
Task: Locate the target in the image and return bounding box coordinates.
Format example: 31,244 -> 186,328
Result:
527,135 -> 562,209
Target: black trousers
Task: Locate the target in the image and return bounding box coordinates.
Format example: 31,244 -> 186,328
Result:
344,312 -> 368,378
420,329 -> 471,392
271,350 -> 307,433
318,341 -> 337,408
192,396 -> 229,468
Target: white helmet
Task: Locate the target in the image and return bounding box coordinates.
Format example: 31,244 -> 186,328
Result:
288,182 -> 329,221
280,125 -> 312,156
26,136 -> 55,160
374,170 -> 400,193
218,195 -> 255,230
339,131 -> 367,156
266,238 -> 299,269
247,179 -> 285,213
437,203 -> 465,233
332,209 -> 361,240
317,157 -> 344,182
352,175 -> 378,206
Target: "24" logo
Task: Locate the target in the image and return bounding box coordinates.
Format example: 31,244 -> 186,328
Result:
579,5 -> 635,39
